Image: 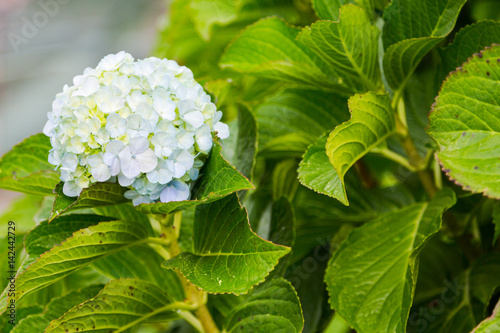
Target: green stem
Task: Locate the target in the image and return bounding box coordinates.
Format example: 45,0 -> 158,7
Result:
371,147 -> 416,172
179,311 -> 205,333
159,212 -> 220,333
395,113 -> 437,198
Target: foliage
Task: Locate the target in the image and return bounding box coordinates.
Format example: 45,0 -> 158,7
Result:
1,0 -> 500,332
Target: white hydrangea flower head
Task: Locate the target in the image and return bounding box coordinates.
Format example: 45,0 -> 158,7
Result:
44,51 -> 229,205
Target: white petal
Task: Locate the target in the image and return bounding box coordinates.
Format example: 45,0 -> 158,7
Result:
100,96 -> 124,114
172,162 -> 187,178
129,136 -> 150,154
160,180 -> 190,203
120,158 -> 141,179
63,181 -> 82,197
110,158 -> 121,176
132,196 -> 152,206
87,153 -> 104,167
146,170 -> 160,184
178,131 -> 195,149
99,51 -> 129,71
176,150 -> 194,170
52,99 -> 63,116
153,88 -> 176,120
213,122 -> 230,139
178,99 -> 195,115
61,153 -> 78,172
91,164 -> 111,182
43,120 -> 56,137
118,173 -> 135,186
136,149 -> 158,173
183,111 -> 204,129
158,169 -> 173,184
74,76 -> 100,97
105,140 -> 125,154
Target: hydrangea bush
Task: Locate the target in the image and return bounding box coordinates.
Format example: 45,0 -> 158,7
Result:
1,1 -> 500,333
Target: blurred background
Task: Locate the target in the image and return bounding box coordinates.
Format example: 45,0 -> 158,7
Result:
0,0 -> 165,211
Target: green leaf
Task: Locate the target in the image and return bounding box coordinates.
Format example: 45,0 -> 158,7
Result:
255,88 -> 349,156
49,182 -> 129,220
10,285 -> 103,333
223,278 -> 304,332
326,188 -> 456,333
298,5 -> 381,92
326,92 -> 395,201
473,300 -> 500,333
422,254 -> 500,333
312,0 -> 356,20
221,104 -> 258,182
45,279 -> 179,332
189,0 -> 238,40
11,315 -> 50,333
220,17 -> 349,93
427,45 -> 500,198
163,194 -> 290,294
90,203 -> 154,235
440,21 -> 500,79
272,159 -> 299,201
312,0 -> 388,20
383,38 -> 443,90
91,246 -> 185,301
299,134 -> 348,205
382,0 -> 467,89
24,214 -> 114,257
135,139 -> 253,214
0,219 -> 152,311
0,134 -> 59,195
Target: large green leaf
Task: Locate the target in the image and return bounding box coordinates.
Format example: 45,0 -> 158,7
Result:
24,214 -> 114,257
45,279 -> 179,332
135,139 -> 253,214
91,246 -> 185,301
299,134 -> 348,205
10,285 -> 103,333
421,254 -> 500,333
326,92 -> 395,200
312,0 -> 389,20
255,88 -> 349,157
163,194 -> 290,294
440,21 -> 500,80
382,0 -> 467,89
0,219 -> 153,311
326,188 -> 456,333
427,45 -> 500,198
222,278 -> 304,332
220,17 -> 350,93
298,5 -> 381,92
49,182 -> 128,220
0,134 -> 59,195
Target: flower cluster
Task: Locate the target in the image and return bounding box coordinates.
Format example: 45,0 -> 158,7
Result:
43,51 -> 229,205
